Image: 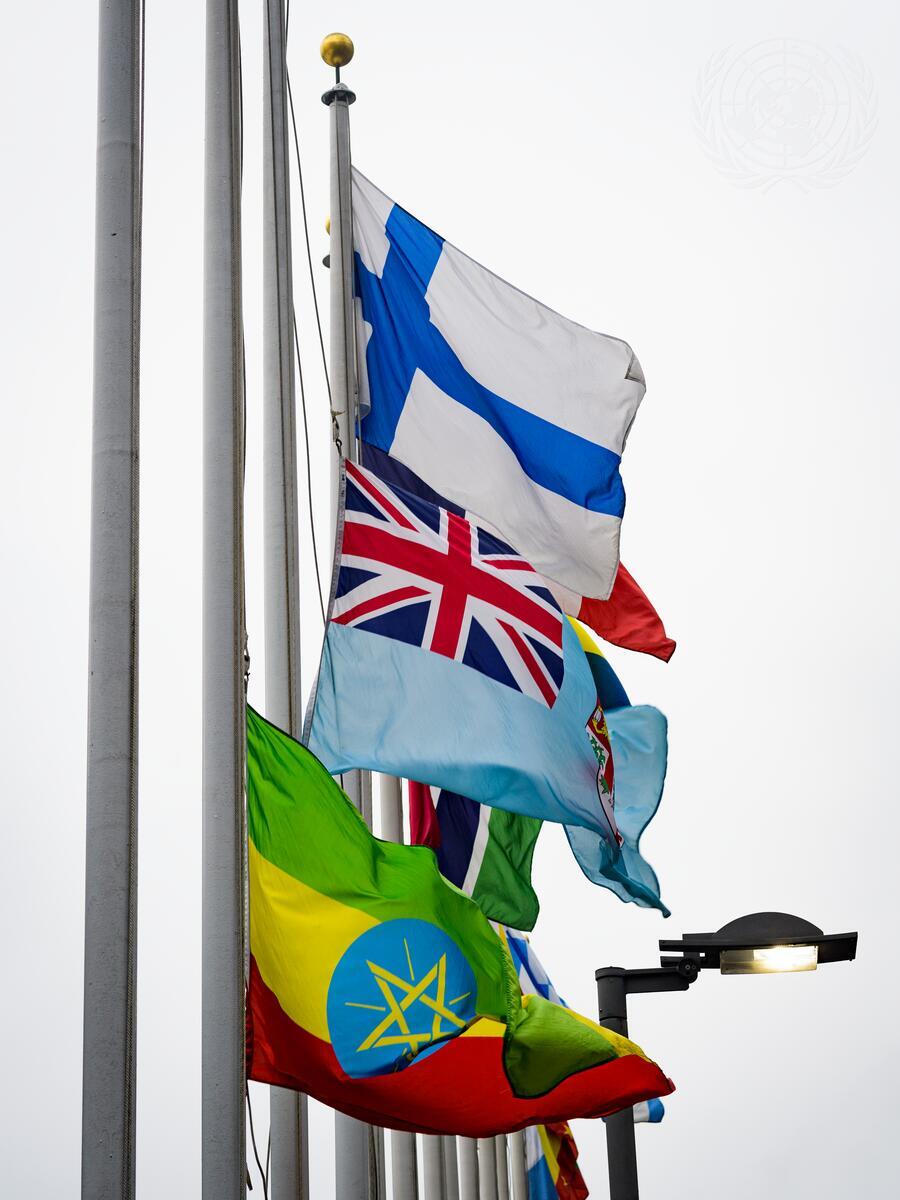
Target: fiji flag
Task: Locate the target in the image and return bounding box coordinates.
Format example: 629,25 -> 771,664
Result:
306,461 -> 667,913
352,170 -> 645,601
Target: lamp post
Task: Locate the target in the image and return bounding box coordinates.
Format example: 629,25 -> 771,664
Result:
597,912 -> 858,1200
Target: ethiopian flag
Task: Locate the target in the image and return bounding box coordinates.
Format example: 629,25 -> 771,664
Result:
245,708 -> 673,1136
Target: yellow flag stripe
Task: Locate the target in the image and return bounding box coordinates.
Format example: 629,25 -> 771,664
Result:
459,1017 -> 505,1038
567,614 -> 606,658
537,1124 -> 562,1182
248,836 -> 377,1042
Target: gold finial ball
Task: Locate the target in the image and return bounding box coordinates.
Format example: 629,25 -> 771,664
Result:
325,216 -> 331,234
320,33 -> 354,69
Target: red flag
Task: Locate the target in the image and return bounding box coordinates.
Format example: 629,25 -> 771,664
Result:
408,780 -> 441,849
577,563 -> 675,662
548,1121 -> 589,1200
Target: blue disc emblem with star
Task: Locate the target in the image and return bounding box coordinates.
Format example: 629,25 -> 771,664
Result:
326,918 -> 478,1078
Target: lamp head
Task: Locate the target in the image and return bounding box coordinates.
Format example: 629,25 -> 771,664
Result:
660,912 -> 857,976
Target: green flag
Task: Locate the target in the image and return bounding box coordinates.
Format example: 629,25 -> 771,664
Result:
408,783 -> 542,930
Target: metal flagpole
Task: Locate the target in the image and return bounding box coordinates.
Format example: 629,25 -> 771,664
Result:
506,1132 -> 528,1200
262,1 -> 308,1194
202,0 -> 246,1196
457,1139 -> 479,1200
476,1140 -> 499,1200
494,1137 -> 509,1200
392,1126 -> 420,1200
381,775 -> 419,1200
321,33 -> 375,1199
82,1 -> 143,1195
423,1137 -> 446,1199
380,773 -> 404,842
442,1137 -> 460,1200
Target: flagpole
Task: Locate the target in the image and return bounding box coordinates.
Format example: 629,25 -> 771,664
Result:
262,1 -> 309,1194
322,33 -> 376,1199
458,1139 -> 479,1200
81,1 -> 142,1194
477,1140 -> 499,1200
507,1132 -> 527,1200
392,1128 -> 419,1200
202,0 -> 246,1196
380,773 -> 404,842
494,1137 -> 509,1200
424,1137 -> 446,1199
442,1137 -> 461,1200
380,777 -> 421,1200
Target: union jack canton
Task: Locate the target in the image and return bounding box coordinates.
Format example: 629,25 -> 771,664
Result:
333,461 -> 565,708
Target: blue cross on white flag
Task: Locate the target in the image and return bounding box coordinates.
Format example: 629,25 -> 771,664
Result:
352,169 -> 646,601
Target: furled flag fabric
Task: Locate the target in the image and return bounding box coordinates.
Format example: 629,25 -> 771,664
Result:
501,931 -> 589,1199
352,169 -> 646,601
362,444 -> 675,662
567,618 -> 670,916
526,1123 -> 589,1200
408,781 -> 542,931
599,1097 -> 665,1123
305,460 -> 666,912
505,928 -> 565,1006
245,708 -> 674,1136
632,1099 -> 666,1123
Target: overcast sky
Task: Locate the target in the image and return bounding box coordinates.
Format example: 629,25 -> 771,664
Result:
2,1 -> 898,1196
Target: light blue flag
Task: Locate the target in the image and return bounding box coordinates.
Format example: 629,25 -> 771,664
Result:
305,460 -> 667,913
571,619 -> 668,912
571,705 -> 669,914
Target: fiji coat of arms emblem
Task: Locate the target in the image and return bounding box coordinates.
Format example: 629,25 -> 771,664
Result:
586,702 -> 622,846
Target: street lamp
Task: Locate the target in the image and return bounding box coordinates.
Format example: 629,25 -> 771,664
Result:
596,912 -> 858,1200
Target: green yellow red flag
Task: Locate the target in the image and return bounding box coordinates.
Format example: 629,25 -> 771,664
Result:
245,707 -> 673,1135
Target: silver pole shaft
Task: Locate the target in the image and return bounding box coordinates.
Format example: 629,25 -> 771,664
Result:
335,1113 -> 369,1197
442,1137 -> 460,1200
423,1137 -> 446,1199
476,1140 -> 499,1200
203,1 -> 246,1196
391,1129 -> 419,1200
262,1 -> 308,1194
494,1137 -> 509,1200
82,2 -> 142,1195
326,72 -> 373,1200
327,81 -> 356,509
380,773 -> 404,842
507,1132 -> 527,1200
457,1139 -> 479,1200
379,773 -> 418,1200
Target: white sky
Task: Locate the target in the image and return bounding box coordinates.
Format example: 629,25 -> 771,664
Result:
2,1 -> 898,1196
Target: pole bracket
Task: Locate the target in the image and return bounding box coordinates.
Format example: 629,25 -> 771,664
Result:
322,83 -> 357,106
596,960 -> 700,994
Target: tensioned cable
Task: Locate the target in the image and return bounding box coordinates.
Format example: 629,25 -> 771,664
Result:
278,0 -> 330,623
246,1085 -> 270,1198
292,310 -> 327,622
285,69 -> 331,403
284,0 -> 331,402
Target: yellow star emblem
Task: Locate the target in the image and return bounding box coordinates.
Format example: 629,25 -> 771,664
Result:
345,937 -> 472,1058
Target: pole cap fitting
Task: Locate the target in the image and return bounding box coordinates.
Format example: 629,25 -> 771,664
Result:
321,33 -> 354,68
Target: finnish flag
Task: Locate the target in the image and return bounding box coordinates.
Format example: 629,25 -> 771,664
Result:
352,170 -> 646,601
